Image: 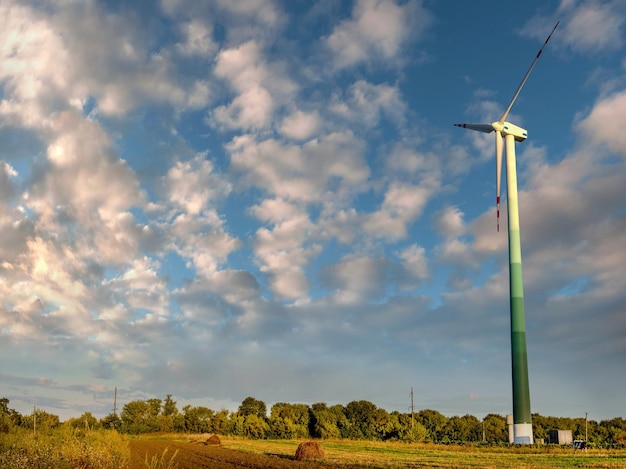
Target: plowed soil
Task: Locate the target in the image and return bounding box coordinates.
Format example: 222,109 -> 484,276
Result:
129,440 -> 337,469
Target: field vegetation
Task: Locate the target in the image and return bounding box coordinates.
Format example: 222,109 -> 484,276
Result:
0,425 -> 129,468
2,395 -> 626,468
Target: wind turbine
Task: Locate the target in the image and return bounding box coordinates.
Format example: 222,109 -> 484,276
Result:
454,21 -> 559,445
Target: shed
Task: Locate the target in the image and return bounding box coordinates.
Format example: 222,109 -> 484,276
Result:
548,429 -> 573,445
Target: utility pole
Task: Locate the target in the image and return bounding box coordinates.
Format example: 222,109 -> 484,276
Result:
113,387 -> 118,416
585,412 -> 588,443
410,387 -> 414,429
33,406 -> 36,434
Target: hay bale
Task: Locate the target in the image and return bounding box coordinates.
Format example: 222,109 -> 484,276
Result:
294,441 -> 325,461
206,434 -> 221,445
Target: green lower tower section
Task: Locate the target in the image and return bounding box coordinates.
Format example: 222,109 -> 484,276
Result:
510,281 -> 531,423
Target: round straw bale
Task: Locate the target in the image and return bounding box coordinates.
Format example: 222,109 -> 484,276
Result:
294,440 -> 325,461
206,434 -> 221,445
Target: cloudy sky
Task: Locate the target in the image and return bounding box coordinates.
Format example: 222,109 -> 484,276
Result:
1,0 -> 625,422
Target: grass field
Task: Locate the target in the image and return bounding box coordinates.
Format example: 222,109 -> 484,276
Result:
130,434 -> 626,468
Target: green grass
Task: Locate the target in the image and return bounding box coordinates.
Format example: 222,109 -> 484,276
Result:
217,437 -> 626,468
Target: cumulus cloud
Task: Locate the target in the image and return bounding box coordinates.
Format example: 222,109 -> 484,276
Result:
435,206 -> 466,239
326,0 -> 432,68
330,80 -> 406,128
212,40 -> 295,130
254,213 -> 320,300
279,110 -> 321,140
165,153 -> 231,215
364,178 -> 440,240
521,0 -> 626,54
228,132 -> 369,203
577,90 -> 626,155
176,19 -> 217,58
322,254 -> 391,304
398,244 -> 429,281
0,0 -> 212,124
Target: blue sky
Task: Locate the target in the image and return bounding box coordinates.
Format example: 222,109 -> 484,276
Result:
1,0 -> 625,422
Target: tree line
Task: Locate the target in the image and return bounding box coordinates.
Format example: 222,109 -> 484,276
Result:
2,396 -> 625,447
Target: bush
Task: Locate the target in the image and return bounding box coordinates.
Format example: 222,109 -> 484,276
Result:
0,426 -> 130,468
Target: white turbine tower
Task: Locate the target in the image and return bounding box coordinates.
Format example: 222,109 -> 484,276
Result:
455,21 -> 559,445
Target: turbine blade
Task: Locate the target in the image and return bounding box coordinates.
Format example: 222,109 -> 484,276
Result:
496,130 -> 503,232
454,123 -> 494,133
499,21 -> 559,124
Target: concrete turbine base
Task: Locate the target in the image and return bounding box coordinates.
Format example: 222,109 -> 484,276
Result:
513,423 -> 534,444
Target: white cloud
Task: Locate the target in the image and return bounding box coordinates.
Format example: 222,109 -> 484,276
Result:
214,0 -> 282,31
326,0 -> 432,68
0,0 -> 212,123
322,255 -> 391,304
251,198 -> 302,224
212,40 -> 296,130
398,244 -> 429,281
0,162 -> 17,201
577,90 -> 626,156
364,178 -> 439,240
331,80 -> 406,128
176,19 -> 217,57
212,40 -> 270,128
254,213 -> 320,300
279,110 -> 321,140
522,0 -> 625,54
435,206 -> 466,239
168,213 -> 241,278
228,132 -> 369,203
559,0 -> 624,53
165,153 -> 231,215
104,257 -> 169,317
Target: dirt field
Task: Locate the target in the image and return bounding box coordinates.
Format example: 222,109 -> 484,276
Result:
129,440 -> 339,469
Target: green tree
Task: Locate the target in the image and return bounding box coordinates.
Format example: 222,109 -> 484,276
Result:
163,394 -> 178,417
483,414 -> 508,443
397,412 -> 428,443
238,397 -> 267,419
182,405 -> 214,433
100,412 -> 122,430
344,400 -> 378,439
0,398 -> 21,432
404,423 -> 429,442
146,398 -> 162,418
229,414 -> 245,436
418,409 -> 447,443
213,409 -> 230,435
442,414 -> 481,442
120,400 -> 151,434
600,417 -> 626,447
67,411 -> 100,430
309,403 -> 341,439
21,408 -> 60,431
243,414 -> 269,439
372,409 -> 403,441
269,403 -> 309,438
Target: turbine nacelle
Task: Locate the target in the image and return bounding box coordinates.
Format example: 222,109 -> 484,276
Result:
497,121 -> 527,142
